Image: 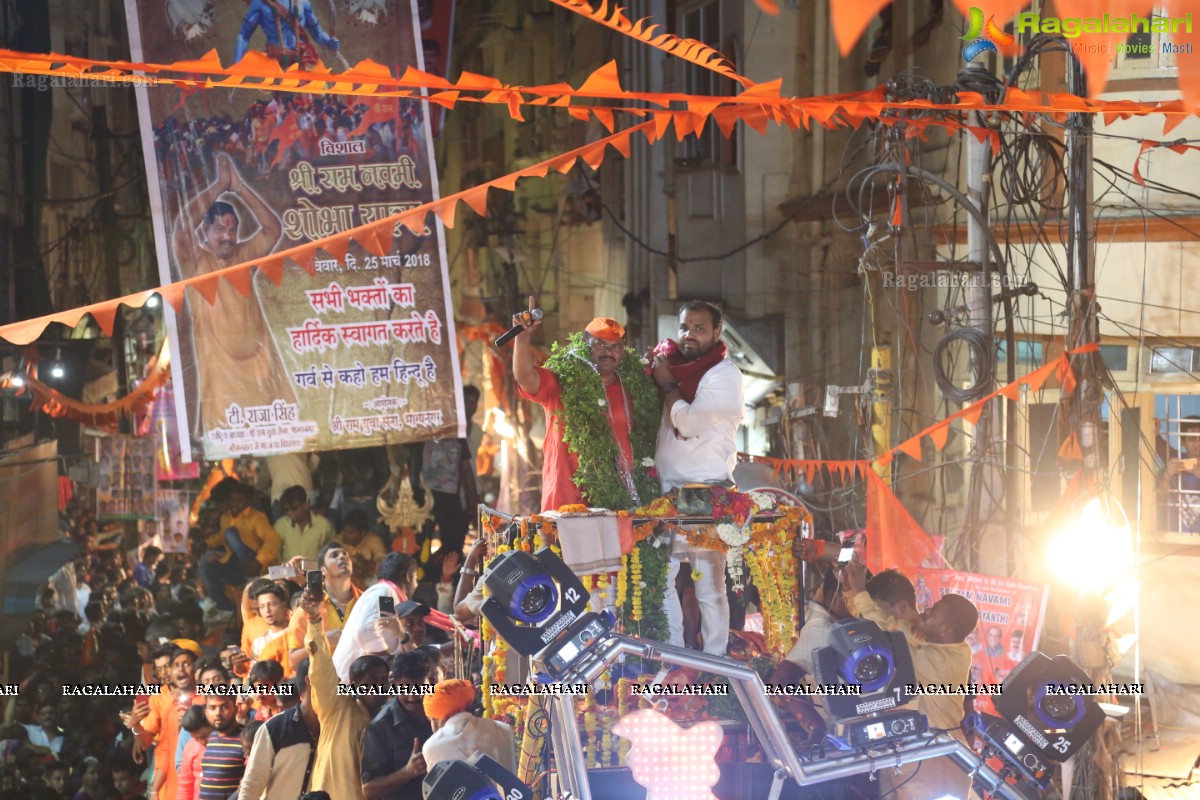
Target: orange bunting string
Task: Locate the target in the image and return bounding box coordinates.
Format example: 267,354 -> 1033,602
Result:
1,48 -> 1199,126
0,121 -> 655,346
1132,139 -> 1200,187
11,341 -> 171,431
880,343 -> 1099,465
545,0 -> 755,88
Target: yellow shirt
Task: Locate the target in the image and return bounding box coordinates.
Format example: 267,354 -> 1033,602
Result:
288,583 -> 363,649
206,507 -> 282,569
274,513 -> 334,563
846,590 -> 973,736
306,614 -> 371,800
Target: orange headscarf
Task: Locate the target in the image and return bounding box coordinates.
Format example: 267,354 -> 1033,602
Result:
422,679 -> 476,721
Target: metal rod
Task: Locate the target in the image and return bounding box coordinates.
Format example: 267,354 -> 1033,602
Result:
545,693 -> 592,800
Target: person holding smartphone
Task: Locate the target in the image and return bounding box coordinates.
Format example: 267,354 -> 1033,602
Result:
331,553 -> 419,681
285,545 -> 363,669
132,645 -> 199,800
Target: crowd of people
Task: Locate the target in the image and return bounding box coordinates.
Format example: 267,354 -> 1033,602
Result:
6,429 -> 497,799
154,92 -> 428,190
4,300 -> 986,800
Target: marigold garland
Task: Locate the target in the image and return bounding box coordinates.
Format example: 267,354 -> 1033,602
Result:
584,710 -> 598,767
543,333 -> 662,510
600,710 -> 615,767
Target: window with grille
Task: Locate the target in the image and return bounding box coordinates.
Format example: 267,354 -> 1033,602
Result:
1154,394 -> 1200,534
676,0 -> 738,170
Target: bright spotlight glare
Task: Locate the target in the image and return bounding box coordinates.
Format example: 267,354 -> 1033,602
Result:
9,375 -> 24,387
146,294 -> 161,308
1046,497 -> 1132,592
49,365 -> 65,379
1104,581 -> 1138,627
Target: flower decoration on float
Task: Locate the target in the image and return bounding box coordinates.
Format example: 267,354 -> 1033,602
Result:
542,332 -> 662,511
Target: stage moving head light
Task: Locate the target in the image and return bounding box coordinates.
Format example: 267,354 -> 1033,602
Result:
814,618 -> 917,719
423,752 -> 533,800
992,652 -> 1104,763
485,549 -> 560,624
481,547 -> 592,658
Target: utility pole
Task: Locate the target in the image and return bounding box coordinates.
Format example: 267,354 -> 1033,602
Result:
93,104 -> 132,434
1064,54 -> 1100,479
962,66 -> 1006,575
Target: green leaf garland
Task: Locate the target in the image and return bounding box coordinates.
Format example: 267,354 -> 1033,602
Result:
544,332 -> 662,510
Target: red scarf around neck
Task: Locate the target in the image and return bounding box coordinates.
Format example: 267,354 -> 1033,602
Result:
653,339 -> 728,402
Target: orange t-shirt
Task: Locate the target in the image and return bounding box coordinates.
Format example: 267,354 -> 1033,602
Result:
241,615 -> 270,657
255,627 -> 295,679
141,686 -> 202,800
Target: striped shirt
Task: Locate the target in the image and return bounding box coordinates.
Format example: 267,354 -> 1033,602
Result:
199,728 -> 246,800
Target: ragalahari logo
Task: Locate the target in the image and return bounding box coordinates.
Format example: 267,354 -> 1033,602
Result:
961,7 -> 1017,62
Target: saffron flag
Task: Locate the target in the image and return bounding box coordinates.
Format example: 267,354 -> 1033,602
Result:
863,469 -> 943,578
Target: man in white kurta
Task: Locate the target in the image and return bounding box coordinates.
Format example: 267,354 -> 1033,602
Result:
651,301 -> 744,655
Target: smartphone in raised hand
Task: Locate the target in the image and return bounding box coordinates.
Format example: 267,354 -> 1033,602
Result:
306,570 -> 324,597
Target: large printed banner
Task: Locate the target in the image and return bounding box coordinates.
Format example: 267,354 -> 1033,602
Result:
914,569 -> 1050,714
96,435 -> 158,520
124,0 -> 464,462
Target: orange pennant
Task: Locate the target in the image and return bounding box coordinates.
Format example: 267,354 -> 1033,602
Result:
897,436 -> 923,461
927,420 -> 951,451
320,236 -> 350,264
1021,359 -> 1059,394
191,274 -> 221,306
224,266 -> 254,298
961,402 -> 986,427
90,303 -> 119,337
830,0 -> 894,56
578,60 -> 623,96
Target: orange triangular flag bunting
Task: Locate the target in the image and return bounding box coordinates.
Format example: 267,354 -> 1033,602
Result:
191,274 -> 221,305
897,436 -> 923,461
1022,360 -> 1058,394
224,267 -> 254,298
928,420 -> 951,451
578,60 -> 622,96
1058,432 -> 1083,461
961,402 -> 986,427
90,303 -> 118,337
462,186 -> 490,216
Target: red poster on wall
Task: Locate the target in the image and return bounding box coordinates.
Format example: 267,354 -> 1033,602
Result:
914,569 -> 1050,714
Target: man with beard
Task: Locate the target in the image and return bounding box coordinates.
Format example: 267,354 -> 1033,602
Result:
359,651 -> 436,800
170,152 -> 294,440
197,695 -> 246,799
511,297 -> 657,512
131,645 -> 199,800
650,301 -> 744,655
302,589 -> 391,800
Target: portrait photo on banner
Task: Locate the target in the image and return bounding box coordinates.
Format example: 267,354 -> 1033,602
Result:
124,0 -> 466,464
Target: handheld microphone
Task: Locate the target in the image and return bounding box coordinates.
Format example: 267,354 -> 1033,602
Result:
494,308 -> 544,347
